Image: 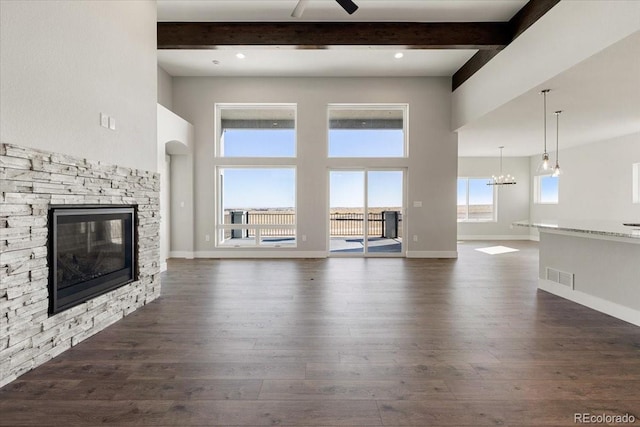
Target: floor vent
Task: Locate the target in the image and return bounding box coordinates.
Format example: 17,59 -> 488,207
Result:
546,267 -> 574,289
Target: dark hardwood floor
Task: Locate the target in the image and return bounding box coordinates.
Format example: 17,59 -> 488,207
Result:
1,241 -> 639,426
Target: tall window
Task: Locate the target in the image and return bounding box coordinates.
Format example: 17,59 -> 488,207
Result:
328,105 -> 407,157
215,104 -> 297,248
457,178 -> 496,222
534,175 -> 559,204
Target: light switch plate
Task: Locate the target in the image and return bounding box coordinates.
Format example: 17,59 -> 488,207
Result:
413,201 -> 423,208
108,116 -> 116,130
100,113 -> 109,128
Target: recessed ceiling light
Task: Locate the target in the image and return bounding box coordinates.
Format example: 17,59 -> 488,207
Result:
236,53 -> 246,59
394,52 -> 404,59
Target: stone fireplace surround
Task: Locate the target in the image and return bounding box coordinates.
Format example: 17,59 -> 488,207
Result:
0,143 -> 161,387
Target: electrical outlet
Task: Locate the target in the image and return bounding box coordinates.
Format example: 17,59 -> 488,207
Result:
413,235 -> 418,242
413,201 -> 423,208
205,234 -> 210,242
108,116 -> 116,130
100,113 -> 109,128
302,235 -> 307,242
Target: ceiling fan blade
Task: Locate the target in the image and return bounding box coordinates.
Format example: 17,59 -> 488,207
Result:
335,0 -> 358,15
292,0 -> 358,18
291,0 -> 310,18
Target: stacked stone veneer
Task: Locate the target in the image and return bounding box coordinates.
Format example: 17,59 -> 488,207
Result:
0,143 -> 161,387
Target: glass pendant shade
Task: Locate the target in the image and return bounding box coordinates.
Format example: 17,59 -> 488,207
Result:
537,152 -> 551,173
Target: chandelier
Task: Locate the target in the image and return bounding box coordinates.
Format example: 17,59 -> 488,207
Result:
487,146 -> 516,186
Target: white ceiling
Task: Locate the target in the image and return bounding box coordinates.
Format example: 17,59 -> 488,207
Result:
458,31 -> 640,157
157,0 -> 527,22
158,48 -> 477,77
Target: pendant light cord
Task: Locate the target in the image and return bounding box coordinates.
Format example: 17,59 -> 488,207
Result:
555,111 -> 560,162
543,91 -> 548,153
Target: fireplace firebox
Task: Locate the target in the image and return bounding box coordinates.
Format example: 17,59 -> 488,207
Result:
49,206 -> 136,314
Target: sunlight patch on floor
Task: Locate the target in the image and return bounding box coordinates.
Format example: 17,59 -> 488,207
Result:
475,245 -> 520,255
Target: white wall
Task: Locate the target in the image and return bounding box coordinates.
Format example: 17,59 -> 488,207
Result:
157,104 -> 195,264
158,66 -> 173,110
169,154 -> 195,257
171,77 -> 458,257
0,0 -> 157,172
458,156 -> 530,240
530,132 -> 640,227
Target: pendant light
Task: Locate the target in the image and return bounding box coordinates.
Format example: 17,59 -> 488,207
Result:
487,146 -> 516,186
552,110 -> 563,177
537,89 -> 551,173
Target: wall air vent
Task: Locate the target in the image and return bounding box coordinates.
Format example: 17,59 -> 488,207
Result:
546,267 -> 574,289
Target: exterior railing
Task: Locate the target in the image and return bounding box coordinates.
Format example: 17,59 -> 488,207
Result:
224,211 -> 402,238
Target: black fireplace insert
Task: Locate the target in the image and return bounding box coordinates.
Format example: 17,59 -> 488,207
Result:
49,206 -> 136,314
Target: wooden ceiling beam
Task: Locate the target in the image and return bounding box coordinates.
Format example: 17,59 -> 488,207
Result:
452,0 -> 561,90
158,22 -> 511,50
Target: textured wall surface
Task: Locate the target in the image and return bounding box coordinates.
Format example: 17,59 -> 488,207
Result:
0,1 -> 158,172
0,143 -> 161,387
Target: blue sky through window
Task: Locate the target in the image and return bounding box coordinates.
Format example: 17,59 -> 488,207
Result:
222,129 -> 295,157
329,130 -> 404,157
540,175 -> 559,203
222,168 -> 295,209
469,178 -> 493,205
330,171 -> 364,208
368,171 -> 403,207
329,171 -> 403,209
457,178 -> 494,205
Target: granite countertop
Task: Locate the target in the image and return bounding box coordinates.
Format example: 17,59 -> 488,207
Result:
513,219 -> 640,240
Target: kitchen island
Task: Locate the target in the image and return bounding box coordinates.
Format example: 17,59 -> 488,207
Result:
514,220 -> 640,326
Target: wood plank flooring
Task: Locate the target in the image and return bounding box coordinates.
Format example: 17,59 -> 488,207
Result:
1,241 -> 639,426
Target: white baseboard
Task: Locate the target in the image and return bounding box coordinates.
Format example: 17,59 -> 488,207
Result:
175,250 -> 459,259
194,250 -> 327,259
530,234 -> 540,242
169,251 -> 194,259
406,251 -> 458,259
160,262 -> 167,272
539,278 -> 640,327
457,235 -> 532,241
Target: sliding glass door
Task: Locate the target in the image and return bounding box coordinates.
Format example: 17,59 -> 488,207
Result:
329,169 -> 404,256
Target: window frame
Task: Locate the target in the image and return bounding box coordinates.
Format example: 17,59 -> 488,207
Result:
326,103 -> 409,158
534,174 -> 560,205
215,103 -> 298,158
457,177 -> 497,223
